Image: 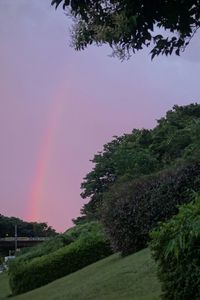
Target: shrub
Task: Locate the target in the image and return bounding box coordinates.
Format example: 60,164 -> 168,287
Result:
15,234 -> 73,263
150,195 -> 200,300
64,221 -> 105,240
16,221 -> 103,264
9,234 -> 112,295
101,161 -> 200,255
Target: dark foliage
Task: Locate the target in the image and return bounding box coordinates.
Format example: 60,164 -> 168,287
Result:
0,215 -> 57,237
52,0 -> 200,59
80,130 -> 158,218
75,103 -> 200,221
150,196 -> 200,300
101,162 -> 200,255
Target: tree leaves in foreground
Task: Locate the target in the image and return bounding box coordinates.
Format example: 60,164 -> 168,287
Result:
150,195 -> 200,299
51,0 -> 200,59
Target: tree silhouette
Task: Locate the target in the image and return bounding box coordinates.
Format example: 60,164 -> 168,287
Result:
52,0 -> 200,59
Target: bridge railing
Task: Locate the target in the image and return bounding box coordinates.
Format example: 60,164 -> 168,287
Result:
0,237 -> 50,242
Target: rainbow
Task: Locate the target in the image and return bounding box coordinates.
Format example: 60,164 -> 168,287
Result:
27,91 -> 65,222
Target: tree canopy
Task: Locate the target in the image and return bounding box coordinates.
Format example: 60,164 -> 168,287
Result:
76,103 -> 200,220
51,0 -> 200,59
80,129 -> 159,217
0,214 -> 57,237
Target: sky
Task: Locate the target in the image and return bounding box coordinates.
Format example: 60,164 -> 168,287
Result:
0,1 -> 200,232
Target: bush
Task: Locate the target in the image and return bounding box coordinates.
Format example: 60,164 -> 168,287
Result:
150,195 -> 200,300
16,234 -> 73,263
64,221 -> 105,240
16,221 -> 103,264
101,161 -> 200,255
9,234 -> 112,295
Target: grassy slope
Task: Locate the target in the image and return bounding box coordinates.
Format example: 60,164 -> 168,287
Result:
1,248 -> 161,300
0,273 -> 11,300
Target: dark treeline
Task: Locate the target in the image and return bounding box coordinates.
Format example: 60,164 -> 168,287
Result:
0,214 -> 57,237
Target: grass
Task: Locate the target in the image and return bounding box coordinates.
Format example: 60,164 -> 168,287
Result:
0,248 -> 161,300
0,273 -> 11,300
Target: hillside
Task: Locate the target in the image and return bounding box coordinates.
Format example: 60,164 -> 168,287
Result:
0,273 -> 10,300
0,248 -> 161,300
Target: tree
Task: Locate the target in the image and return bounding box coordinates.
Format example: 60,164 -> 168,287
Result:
51,0 -> 200,59
0,214 -> 57,237
79,129 -> 158,217
150,103 -> 200,163
74,103 -> 200,220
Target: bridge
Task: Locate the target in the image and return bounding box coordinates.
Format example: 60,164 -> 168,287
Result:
0,237 -> 49,251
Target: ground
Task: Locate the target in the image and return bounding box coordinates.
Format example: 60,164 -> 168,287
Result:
0,248 -> 161,300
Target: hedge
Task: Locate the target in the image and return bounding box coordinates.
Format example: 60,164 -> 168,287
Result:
9,234 -> 112,295
64,221 -> 105,241
16,221 -> 103,264
101,161 -> 200,255
15,234 -> 73,263
150,195 -> 200,300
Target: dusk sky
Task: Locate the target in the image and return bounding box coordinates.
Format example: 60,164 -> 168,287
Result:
0,1 -> 200,232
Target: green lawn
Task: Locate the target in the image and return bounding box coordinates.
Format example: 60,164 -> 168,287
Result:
0,248 -> 161,300
0,272 -> 11,300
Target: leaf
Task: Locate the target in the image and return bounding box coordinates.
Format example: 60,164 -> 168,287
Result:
51,0 -> 63,9
175,48 -> 180,56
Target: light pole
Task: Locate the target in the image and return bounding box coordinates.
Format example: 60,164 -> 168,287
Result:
14,224 -> 17,255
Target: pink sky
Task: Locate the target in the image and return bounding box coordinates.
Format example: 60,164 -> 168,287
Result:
0,1 -> 200,232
